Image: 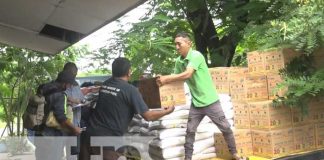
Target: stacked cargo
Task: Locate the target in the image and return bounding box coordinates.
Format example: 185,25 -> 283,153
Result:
135,79 -> 236,159
213,48 -> 324,159
247,48 -> 321,158
211,67 -> 255,159
132,48 -> 322,159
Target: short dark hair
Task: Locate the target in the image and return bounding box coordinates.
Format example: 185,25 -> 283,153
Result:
56,71 -> 75,84
112,57 -> 131,77
63,62 -> 77,72
175,32 -> 191,40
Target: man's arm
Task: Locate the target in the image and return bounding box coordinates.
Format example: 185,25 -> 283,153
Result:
157,67 -> 195,86
141,106 -> 175,121
67,97 -> 81,104
51,93 -> 81,135
60,120 -> 81,135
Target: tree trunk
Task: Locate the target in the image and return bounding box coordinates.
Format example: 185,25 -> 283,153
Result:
186,3 -> 225,67
184,0 -> 249,67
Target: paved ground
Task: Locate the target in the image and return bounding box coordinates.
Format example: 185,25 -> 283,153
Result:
0,152 -> 35,160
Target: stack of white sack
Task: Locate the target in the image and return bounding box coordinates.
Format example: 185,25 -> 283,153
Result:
126,114 -> 149,136
147,94 -> 234,159
127,83 -> 191,136
218,94 -> 234,123
126,83 -> 234,159
145,105 -> 218,159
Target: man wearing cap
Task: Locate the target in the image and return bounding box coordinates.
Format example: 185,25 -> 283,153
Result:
34,71 -> 82,160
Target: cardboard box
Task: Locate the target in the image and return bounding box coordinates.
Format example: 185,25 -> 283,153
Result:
248,48 -> 300,74
293,124 -> 316,152
263,48 -> 299,73
252,128 -> 294,158
267,74 -> 286,100
315,123 -> 324,149
247,51 -> 264,73
209,67 -> 230,94
233,101 -> 250,129
249,101 -> 292,130
215,129 -> 253,159
309,100 -> 324,123
138,78 -> 186,108
291,107 -> 312,126
229,67 -> 248,101
245,75 -> 269,101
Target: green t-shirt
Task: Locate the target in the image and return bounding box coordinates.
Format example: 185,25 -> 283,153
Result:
174,48 -> 219,107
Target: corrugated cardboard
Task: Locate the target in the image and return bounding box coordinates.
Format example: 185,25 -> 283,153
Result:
229,67 -> 248,101
291,107 -> 312,126
293,124 -> 316,152
315,123 -> 324,149
266,74 -> 286,100
252,128 -> 294,158
233,101 -> 250,129
215,129 -> 253,159
209,67 -> 230,94
138,78 -> 186,109
247,48 -> 300,74
247,51 -> 264,73
309,100 -> 324,123
263,48 -> 299,73
245,75 -> 269,101
249,101 -> 292,130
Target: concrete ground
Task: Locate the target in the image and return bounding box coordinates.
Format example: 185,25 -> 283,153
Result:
0,152 -> 35,160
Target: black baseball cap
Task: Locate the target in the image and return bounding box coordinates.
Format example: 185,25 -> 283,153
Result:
56,71 -> 75,84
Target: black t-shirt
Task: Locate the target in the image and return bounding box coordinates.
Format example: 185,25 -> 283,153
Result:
87,77 -> 148,136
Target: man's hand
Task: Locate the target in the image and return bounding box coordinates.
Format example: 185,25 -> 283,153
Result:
73,127 -> 82,136
164,106 -> 175,114
141,106 -> 175,121
156,76 -> 168,86
68,97 -> 81,105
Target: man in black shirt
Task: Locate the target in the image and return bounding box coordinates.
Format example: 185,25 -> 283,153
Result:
80,57 -> 174,160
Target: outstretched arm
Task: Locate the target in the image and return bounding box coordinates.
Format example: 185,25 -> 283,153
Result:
141,106 -> 175,121
157,67 -> 195,86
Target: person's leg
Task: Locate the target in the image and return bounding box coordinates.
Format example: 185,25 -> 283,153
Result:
184,105 -> 205,160
27,129 -> 35,145
79,132 -> 91,160
205,101 -> 240,159
35,129 -> 65,160
65,135 -> 78,160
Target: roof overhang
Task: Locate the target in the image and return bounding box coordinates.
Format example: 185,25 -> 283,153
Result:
0,0 -> 146,55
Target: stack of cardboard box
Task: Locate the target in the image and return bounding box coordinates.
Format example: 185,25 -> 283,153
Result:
212,48 -> 324,159
209,67 -> 230,94
137,48 -> 323,159
211,67 -> 255,158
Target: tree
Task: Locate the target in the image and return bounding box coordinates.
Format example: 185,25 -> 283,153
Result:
0,44 -> 82,137
93,0 -> 295,78
240,0 -> 324,109
95,0 -> 191,79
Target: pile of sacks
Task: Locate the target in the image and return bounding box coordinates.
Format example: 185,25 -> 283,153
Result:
127,94 -> 234,160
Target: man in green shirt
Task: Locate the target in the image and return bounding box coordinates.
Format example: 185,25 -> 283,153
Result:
157,32 -> 241,160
